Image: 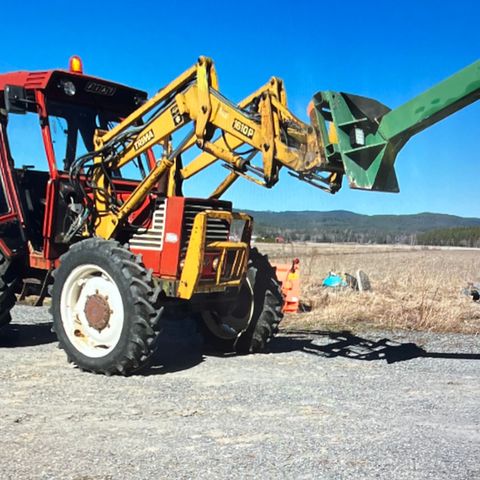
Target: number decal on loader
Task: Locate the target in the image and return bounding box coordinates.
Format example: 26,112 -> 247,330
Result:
232,119 -> 255,139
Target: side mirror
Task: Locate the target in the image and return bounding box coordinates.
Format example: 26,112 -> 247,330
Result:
4,85 -> 29,114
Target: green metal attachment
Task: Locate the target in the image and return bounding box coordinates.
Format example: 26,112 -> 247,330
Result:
310,60 -> 480,192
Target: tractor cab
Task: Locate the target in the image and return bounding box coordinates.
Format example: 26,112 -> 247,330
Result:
0,56 -> 149,263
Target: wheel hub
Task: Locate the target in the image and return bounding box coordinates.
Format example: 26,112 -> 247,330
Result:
84,293 -> 111,331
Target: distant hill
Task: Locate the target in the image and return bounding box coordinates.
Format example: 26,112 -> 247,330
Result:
241,210 -> 480,244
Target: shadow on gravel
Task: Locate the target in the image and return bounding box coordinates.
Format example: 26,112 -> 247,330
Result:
0,316 -> 205,375
142,316 -> 205,376
145,343 -> 204,375
4,321 -> 476,373
0,323 -> 56,348
270,330 -> 480,364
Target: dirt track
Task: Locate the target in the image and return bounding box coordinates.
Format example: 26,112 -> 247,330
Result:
1,305 -> 479,479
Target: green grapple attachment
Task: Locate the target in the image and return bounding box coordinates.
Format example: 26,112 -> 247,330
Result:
309,60 -> 480,192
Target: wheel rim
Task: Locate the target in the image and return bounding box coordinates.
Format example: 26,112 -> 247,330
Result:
60,264 -> 125,358
203,278 -> 255,341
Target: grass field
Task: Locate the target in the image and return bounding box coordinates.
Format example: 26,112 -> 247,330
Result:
257,243 -> 480,334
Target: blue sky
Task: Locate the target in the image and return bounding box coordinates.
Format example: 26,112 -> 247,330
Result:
2,0 -> 479,216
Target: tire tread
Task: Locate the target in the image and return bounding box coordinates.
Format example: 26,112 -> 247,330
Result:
51,239 -> 163,375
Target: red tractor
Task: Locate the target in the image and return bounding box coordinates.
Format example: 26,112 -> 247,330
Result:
0,56 -> 284,374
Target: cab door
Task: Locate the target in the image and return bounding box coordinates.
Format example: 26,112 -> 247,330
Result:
0,116 -> 26,257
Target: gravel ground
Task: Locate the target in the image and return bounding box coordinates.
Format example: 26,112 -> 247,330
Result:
1,305 -> 479,480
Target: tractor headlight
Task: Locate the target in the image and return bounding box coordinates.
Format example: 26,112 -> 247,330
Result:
212,257 -> 220,271
62,81 -> 76,96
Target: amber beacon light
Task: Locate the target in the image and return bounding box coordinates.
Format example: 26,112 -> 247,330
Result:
69,55 -> 83,74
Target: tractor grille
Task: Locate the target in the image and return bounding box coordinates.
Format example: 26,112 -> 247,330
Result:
130,198 -> 167,251
181,201 -> 230,256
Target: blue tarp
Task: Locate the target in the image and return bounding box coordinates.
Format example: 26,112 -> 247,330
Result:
322,273 -> 348,288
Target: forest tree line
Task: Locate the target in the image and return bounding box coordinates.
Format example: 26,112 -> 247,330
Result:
416,227 -> 480,248
254,226 -> 480,247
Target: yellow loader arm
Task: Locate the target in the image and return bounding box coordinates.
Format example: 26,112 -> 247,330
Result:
77,57 -> 329,239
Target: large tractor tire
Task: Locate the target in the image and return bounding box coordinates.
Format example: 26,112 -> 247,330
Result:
201,248 -> 283,353
0,251 -> 18,328
51,239 -> 163,375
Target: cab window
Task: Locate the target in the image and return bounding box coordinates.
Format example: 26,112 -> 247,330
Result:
47,100 -> 149,180
48,101 -> 112,171
6,112 -> 49,171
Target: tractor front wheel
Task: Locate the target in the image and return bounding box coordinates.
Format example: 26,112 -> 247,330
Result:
51,239 -> 163,375
201,248 -> 283,353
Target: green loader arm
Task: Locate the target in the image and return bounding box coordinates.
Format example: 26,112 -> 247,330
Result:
309,60 -> 480,192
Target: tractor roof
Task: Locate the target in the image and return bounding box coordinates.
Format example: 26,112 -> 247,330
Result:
0,69 -> 148,114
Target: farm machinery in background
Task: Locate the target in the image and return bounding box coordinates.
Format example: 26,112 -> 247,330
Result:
271,258 -> 302,313
0,55 -> 478,374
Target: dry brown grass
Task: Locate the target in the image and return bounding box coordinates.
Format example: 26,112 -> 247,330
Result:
258,242 -> 480,334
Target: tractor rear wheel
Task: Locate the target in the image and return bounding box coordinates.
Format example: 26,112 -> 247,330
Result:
51,239 -> 163,375
201,248 -> 283,353
0,251 -> 18,328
